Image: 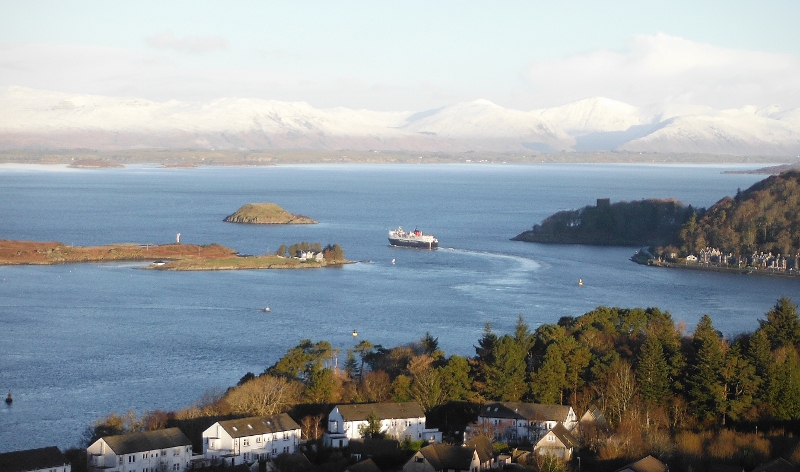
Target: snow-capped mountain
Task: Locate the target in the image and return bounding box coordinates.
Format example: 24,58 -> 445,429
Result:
1,86 -> 799,156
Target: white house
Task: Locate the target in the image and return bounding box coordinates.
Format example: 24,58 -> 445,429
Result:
468,402 -> 578,443
533,423 -> 579,460
402,444 -> 481,472
86,428 -> 192,472
0,446 -> 71,472
324,402 -> 441,448
202,413 -> 301,466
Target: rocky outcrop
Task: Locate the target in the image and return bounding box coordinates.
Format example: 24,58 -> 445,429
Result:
224,203 -> 317,224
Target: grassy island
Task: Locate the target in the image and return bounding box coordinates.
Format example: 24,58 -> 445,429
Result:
0,240 -> 348,270
224,203 -> 317,224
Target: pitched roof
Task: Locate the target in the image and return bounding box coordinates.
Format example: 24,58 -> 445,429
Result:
539,423 -> 579,449
217,413 -> 300,438
616,455 -> 669,472
752,458 -> 798,472
347,438 -> 400,456
418,444 -> 476,471
465,435 -> 493,464
102,428 -> 191,455
481,402 -> 573,422
347,458 -> 383,472
0,446 -> 69,472
335,402 -> 424,422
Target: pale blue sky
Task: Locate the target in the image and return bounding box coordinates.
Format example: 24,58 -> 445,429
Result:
2,1 -> 799,110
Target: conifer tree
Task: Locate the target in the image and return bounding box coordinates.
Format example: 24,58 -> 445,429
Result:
637,335 -> 670,424
484,335 -> 527,401
687,315 -> 727,425
531,343 -> 567,404
759,297 -> 800,350
767,347 -> 800,420
747,329 -> 772,401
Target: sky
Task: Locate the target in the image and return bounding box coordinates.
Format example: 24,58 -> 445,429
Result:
1,0 -> 799,112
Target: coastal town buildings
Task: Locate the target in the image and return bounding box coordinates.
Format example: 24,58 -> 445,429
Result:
202,413 -> 301,465
0,446 -> 71,472
467,402 -> 578,443
325,402 -> 442,448
86,428 -> 192,472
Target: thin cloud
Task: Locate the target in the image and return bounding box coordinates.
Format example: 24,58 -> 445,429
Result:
525,33 -> 800,109
146,32 -> 229,54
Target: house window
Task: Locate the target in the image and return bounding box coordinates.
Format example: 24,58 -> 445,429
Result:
162,450 -> 167,456
244,453 -> 249,461
119,457 -> 123,465
256,437 -> 262,443
173,464 -> 180,470
547,435 -> 555,442
415,457 -> 424,463
129,455 -> 136,463
243,438 -> 250,447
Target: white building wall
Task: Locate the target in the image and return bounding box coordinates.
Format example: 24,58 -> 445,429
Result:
203,422 -> 300,465
87,439 -> 191,472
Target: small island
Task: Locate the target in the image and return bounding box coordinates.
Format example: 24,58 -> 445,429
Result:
224,203 -> 317,224
0,240 -> 348,270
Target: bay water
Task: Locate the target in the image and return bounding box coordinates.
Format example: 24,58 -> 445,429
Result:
0,163 -> 797,451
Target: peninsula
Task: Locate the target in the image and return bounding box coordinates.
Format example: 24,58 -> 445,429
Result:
513,171 -> 800,278
0,240 -> 348,270
224,203 -> 317,224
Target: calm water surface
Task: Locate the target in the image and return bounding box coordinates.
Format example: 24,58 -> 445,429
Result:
0,163 -> 797,451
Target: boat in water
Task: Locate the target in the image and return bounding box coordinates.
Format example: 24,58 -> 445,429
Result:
388,227 -> 438,249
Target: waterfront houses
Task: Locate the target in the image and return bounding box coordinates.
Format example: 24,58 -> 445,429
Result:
325,402 -> 442,448
202,413 -> 301,466
86,428 -> 192,472
0,446 -> 71,472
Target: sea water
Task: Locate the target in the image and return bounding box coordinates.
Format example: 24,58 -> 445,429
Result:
0,163 -> 797,451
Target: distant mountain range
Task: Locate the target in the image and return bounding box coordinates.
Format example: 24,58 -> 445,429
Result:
1,86 -> 799,156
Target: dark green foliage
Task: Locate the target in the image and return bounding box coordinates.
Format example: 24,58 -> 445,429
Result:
483,335 -> 527,401
267,339 -> 334,380
358,410 -> 385,439
679,171 -> 800,255
513,198 -> 695,246
637,335 -> 670,408
758,296 -> 800,350
287,241 -> 322,257
686,315 -> 727,425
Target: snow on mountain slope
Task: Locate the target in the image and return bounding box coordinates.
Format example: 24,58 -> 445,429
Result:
399,99 -> 573,150
2,86 -> 800,155
532,97 -> 646,135
620,107 -> 800,155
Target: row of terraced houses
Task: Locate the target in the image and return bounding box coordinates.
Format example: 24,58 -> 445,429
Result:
2,400 -> 599,472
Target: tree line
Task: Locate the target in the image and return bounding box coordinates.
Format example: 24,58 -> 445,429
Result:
82,297 -> 800,470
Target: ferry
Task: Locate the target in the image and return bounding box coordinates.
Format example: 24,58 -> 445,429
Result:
388,227 -> 438,249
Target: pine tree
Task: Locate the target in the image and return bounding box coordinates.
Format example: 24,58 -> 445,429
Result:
484,335 -> 527,401
767,347 -> 800,420
531,344 -> 567,404
686,315 -> 727,425
759,297 -> 800,350
637,335 -> 670,423
747,329 -> 772,401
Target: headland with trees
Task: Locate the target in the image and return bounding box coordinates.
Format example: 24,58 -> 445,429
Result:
70,297 -> 800,472
514,171 -> 800,277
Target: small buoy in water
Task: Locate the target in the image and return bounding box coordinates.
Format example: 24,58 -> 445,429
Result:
263,307 -> 271,313
578,278 -> 583,286
5,393 -> 12,405
391,258 -> 396,265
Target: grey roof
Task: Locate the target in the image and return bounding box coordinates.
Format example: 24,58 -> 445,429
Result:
543,423 -> 579,448
418,444 -> 476,471
347,458 -> 383,472
335,402 -> 424,422
217,413 -> 300,438
347,438 -> 400,456
102,428 -> 190,455
465,435 -> 493,464
0,446 -> 69,472
481,402 -> 572,422
616,455 -> 669,472
752,458 -> 798,472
